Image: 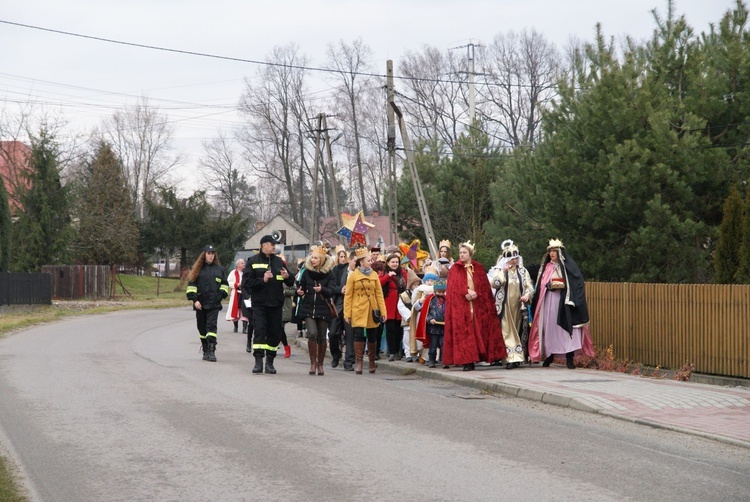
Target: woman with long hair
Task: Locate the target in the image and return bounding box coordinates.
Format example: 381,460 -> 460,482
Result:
344,247 -> 388,374
529,239 -> 594,369
296,245 -> 335,375
379,253 -> 409,360
444,241 -> 506,371
186,245 -> 229,362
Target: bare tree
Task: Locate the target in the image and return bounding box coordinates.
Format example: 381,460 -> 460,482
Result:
478,29 -> 561,148
199,131 -> 255,219
398,46 -> 466,152
351,85 -> 389,213
327,38 -> 375,213
98,96 -> 181,219
238,44 -> 313,226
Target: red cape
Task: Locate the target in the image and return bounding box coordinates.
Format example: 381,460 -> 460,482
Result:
415,293 -> 436,348
444,259 -> 506,365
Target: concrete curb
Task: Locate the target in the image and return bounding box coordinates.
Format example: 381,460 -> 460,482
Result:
295,339 -> 750,449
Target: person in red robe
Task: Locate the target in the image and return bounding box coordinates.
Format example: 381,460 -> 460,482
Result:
444,241 -> 506,370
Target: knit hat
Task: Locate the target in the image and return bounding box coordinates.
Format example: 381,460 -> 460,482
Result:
433,280 -> 447,292
422,272 -> 439,283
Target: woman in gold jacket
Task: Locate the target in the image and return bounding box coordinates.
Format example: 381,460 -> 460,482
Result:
344,246 -> 388,374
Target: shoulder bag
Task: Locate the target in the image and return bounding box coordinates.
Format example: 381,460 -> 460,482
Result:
326,297 -> 339,319
359,278 -> 382,323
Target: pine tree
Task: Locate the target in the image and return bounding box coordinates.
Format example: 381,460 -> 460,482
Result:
493,9 -> 734,282
734,190 -> 750,283
396,130 -> 503,266
11,128 -> 73,271
74,141 -> 139,265
715,186 -> 743,283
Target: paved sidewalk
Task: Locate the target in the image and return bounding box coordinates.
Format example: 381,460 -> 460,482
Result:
296,339 -> 750,448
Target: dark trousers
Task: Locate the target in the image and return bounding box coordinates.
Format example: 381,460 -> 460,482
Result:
385,319 -> 402,356
279,323 -> 289,347
196,309 -> 219,340
342,319 -> 354,368
305,317 -> 329,344
328,312 -> 344,360
353,327 -> 379,343
252,305 -> 282,357
428,333 -> 444,364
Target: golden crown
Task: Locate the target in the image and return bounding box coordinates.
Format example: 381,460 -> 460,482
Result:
309,245 -> 327,258
439,239 -> 451,250
354,246 -> 370,259
334,244 -> 346,255
459,240 -> 475,254
547,238 -> 564,250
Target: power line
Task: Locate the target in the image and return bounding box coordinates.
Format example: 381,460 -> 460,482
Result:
0,18 -> 515,88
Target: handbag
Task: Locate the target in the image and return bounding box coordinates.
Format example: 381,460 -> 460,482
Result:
360,279 -> 383,324
326,298 -> 339,319
371,308 -> 382,324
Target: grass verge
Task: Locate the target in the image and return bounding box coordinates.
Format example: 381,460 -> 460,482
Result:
0,275 -> 188,499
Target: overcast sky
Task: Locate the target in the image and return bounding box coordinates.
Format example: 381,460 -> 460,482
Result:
0,0 -> 739,191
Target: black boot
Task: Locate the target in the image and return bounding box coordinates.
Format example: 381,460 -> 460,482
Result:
233,321 -> 238,333
201,338 -> 209,361
246,332 -> 253,353
265,353 -> 277,374
242,321 -> 248,334
206,338 -> 217,362
252,353 -> 264,373
566,351 -> 576,369
542,354 -> 554,367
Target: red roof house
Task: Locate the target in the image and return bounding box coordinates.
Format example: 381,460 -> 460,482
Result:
0,141 -> 32,215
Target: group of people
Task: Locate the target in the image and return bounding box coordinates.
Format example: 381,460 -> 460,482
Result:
185,235 -> 593,375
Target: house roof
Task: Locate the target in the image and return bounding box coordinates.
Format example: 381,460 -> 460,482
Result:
0,141 -> 32,214
243,214 -> 309,249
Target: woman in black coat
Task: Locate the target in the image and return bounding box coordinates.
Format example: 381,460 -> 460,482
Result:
296,245 -> 335,375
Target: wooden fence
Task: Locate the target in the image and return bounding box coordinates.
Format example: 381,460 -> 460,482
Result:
40,265 -> 111,300
587,282 -> 750,379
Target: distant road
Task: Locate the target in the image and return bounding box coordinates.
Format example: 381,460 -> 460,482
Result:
0,308 -> 748,501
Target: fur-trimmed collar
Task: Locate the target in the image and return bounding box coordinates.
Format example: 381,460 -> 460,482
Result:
304,253 -> 333,274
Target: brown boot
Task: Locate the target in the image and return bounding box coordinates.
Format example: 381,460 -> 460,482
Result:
368,341 -> 377,373
354,341 -> 365,374
308,340 -> 318,375
317,340 -> 327,376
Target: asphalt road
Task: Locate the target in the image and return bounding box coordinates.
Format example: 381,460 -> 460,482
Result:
0,308 -> 748,501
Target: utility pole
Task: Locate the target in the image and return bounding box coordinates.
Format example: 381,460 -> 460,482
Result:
468,43 -> 476,124
322,115 -> 341,230
308,113 -> 341,245
450,42 -> 483,125
386,60 -> 398,245
308,113 -> 323,244
390,101 -> 439,259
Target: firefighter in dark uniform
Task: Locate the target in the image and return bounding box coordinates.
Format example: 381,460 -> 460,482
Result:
186,245 -> 229,362
242,235 -> 295,374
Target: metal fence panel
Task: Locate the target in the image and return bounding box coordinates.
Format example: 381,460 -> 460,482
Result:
0,272 -> 52,305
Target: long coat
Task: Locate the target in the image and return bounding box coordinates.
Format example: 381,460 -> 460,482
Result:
343,269 -> 387,329
443,259 -> 506,365
225,267 -> 243,321
296,254 -> 334,322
